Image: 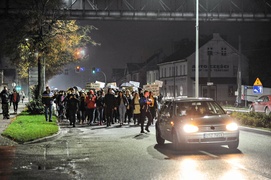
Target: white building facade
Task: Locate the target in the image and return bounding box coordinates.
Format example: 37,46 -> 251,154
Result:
158,33 -> 249,104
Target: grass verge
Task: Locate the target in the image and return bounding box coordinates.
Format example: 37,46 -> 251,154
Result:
2,111 -> 59,143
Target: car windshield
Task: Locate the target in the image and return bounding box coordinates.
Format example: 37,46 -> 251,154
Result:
176,101 -> 226,117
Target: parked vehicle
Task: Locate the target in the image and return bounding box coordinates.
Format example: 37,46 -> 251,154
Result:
249,95 -> 271,115
155,97 -> 239,150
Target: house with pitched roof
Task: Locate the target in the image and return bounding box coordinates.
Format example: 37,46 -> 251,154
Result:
158,33 -> 249,104
116,50 -> 166,88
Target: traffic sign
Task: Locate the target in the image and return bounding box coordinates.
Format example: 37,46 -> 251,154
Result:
253,78 -> 262,86
253,85 -> 263,94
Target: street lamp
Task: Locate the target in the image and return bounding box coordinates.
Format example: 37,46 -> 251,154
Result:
195,0 -> 199,98
93,68 -> 107,84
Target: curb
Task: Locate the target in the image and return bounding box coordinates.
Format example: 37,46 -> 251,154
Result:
239,126 -> 271,136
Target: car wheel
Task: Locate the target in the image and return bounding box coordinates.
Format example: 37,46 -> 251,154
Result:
265,107 -> 270,115
228,140 -> 239,150
156,128 -> 165,145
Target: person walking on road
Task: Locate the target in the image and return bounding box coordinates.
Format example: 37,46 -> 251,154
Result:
11,89 -> 20,114
42,86 -> 55,122
104,88 -> 117,127
0,86 -> 10,119
148,91 -> 158,125
132,92 -> 141,125
116,91 -> 129,127
139,90 -> 153,133
64,88 -> 79,127
86,90 -> 96,125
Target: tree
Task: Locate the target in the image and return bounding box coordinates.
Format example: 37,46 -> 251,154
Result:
0,0 -> 98,86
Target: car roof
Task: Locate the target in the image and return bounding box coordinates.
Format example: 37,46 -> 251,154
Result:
164,97 -> 214,103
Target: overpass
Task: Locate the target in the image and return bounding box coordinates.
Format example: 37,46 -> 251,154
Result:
1,0 -> 271,22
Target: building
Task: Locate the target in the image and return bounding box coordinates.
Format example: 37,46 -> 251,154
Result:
158,33 -> 249,104
116,50 -> 166,87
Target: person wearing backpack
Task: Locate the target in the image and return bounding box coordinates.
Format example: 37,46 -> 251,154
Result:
0,86 -> 10,119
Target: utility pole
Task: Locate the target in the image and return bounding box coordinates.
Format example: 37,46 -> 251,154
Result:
237,36 -> 242,106
207,49 -> 212,98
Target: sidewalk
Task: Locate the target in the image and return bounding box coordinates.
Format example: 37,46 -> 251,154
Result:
0,99 -> 28,145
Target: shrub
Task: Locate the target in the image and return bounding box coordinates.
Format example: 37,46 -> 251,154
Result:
25,85 -> 44,114
231,111 -> 271,128
26,98 -> 44,114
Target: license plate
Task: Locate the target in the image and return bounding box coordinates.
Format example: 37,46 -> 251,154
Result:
204,133 -> 224,138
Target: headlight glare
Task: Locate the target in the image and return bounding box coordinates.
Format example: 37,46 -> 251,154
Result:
183,124 -> 199,133
226,122 -> 238,131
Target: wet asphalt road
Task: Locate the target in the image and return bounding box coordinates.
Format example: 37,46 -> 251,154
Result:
1,120 -> 271,180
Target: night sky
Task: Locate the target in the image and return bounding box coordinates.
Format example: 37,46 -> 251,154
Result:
48,20 -> 271,90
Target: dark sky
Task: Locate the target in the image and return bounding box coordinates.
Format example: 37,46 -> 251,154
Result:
48,20 -> 271,90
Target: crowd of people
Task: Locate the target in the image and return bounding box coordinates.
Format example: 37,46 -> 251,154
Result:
0,86 -> 24,119
42,86 -> 160,133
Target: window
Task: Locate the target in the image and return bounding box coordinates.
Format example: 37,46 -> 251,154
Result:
221,47 -> 227,56
180,65 -> 182,75
207,47 -> 213,55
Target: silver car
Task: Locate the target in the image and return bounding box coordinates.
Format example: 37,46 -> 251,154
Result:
155,97 -> 239,150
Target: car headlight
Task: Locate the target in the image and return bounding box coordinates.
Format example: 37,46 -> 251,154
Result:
183,124 -> 199,133
226,122 -> 238,131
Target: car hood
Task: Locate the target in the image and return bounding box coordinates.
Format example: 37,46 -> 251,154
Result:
178,114 -> 235,125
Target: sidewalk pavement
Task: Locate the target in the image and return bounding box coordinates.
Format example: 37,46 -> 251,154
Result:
0,99 -> 28,145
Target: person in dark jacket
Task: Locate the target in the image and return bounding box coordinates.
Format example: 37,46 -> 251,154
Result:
96,91 -> 105,125
0,86 -> 10,119
104,88 -> 117,127
64,88 -> 79,127
42,86 -> 55,122
139,90 -> 153,133
149,91 -> 158,125
11,89 -> 20,114
124,90 -> 133,124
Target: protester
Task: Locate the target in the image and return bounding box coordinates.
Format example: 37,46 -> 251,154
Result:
0,86 -> 10,119
86,90 -> 96,125
104,88 -> 117,127
139,90 -> 153,133
96,90 -> 105,125
78,91 -> 87,125
116,91 -> 129,127
11,89 -> 20,114
149,91 -> 158,125
55,90 -> 65,120
64,87 -> 79,127
42,86 -> 55,122
132,92 -> 141,125
124,90 -> 133,124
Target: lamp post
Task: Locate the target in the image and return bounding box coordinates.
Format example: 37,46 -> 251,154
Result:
99,70 -> 107,85
195,0 -> 199,98
94,68 -> 107,85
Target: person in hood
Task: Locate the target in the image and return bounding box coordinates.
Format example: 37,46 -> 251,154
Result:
0,86 -> 10,119
86,90 -> 96,125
